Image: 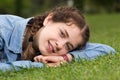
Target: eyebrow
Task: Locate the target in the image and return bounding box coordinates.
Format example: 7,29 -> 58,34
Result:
64,29 -> 69,38
69,43 -> 74,50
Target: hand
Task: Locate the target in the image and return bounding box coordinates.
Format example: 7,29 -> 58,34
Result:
46,53 -> 73,67
34,54 -> 73,67
34,55 -> 65,63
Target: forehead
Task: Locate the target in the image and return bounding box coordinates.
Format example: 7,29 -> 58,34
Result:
62,23 -> 82,48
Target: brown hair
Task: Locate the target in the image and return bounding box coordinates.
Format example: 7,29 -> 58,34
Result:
21,6 -> 90,61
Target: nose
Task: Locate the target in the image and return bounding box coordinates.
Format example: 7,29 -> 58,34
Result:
55,39 -> 67,51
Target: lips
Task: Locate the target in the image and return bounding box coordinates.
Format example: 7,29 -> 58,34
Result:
48,41 -> 55,53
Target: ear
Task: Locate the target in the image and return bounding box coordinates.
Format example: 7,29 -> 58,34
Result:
43,13 -> 53,26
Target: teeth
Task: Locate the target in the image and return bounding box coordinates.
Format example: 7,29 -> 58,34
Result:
48,41 -> 54,53
49,41 -> 55,53
50,44 -> 52,51
50,44 -> 54,53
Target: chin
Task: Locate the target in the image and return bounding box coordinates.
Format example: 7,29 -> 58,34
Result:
41,53 -> 47,56
40,50 -> 48,56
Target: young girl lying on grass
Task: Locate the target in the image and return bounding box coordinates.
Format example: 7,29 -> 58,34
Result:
0,6 -> 115,72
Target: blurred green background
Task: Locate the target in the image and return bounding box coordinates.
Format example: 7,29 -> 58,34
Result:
0,0 -> 120,17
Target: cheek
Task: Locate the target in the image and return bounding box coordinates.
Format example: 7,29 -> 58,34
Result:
58,48 -> 68,55
48,32 -> 60,41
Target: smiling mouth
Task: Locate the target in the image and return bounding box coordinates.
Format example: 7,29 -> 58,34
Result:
48,41 -> 55,53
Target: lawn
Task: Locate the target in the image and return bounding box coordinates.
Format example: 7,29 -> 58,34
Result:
0,13 -> 120,80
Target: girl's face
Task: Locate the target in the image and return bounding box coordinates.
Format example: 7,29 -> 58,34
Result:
35,15 -> 82,56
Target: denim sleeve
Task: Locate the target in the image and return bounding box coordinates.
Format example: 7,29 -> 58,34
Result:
0,37 -> 3,50
70,43 -> 116,61
0,31 -> 4,50
0,61 -> 43,72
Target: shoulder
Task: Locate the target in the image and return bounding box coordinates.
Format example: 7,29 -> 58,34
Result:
0,14 -> 24,24
0,14 -> 25,33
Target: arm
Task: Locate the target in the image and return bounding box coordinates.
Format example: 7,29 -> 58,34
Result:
69,43 -> 116,61
0,30 -> 4,50
0,61 -> 43,72
34,43 -> 116,66
0,16 -> 3,49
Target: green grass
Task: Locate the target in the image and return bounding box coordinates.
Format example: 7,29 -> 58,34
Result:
0,13 -> 120,80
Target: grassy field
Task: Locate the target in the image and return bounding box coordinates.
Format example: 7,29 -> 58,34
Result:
0,13 -> 120,80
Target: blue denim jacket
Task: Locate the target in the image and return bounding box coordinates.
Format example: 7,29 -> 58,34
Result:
70,43 -> 115,61
0,15 -> 116,72
0,14 -> 31,62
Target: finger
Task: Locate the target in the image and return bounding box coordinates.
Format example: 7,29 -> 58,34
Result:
41,57 -> 48,63
34,57 -> 40,62
47,63 -> 60,67
34,57 -> 38,62
34,56 -> 43,62
46,57 -> 59,63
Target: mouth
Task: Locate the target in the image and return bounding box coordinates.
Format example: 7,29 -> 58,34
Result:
48,41 -> 55,53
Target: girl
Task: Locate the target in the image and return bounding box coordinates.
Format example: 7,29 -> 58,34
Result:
0,6 -> 115,72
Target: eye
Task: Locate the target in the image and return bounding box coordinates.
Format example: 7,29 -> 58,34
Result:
60,30 -> 66,38
65,43 -> 72,52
